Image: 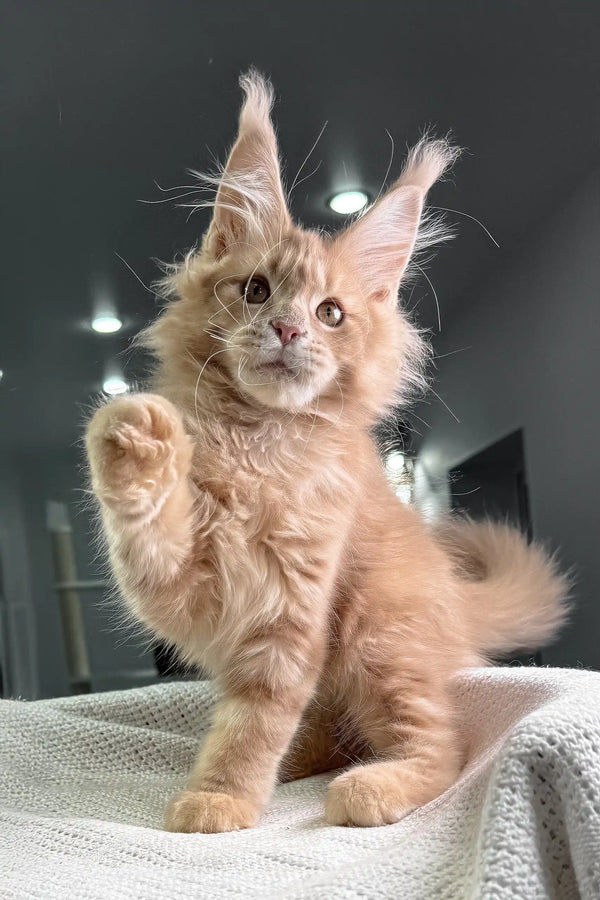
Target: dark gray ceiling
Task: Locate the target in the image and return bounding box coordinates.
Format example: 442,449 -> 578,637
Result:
1,0 -> 599,451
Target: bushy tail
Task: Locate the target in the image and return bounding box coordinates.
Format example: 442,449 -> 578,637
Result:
435,518 -> 570,658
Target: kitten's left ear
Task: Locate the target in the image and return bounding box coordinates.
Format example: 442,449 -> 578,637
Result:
205,71 -> 291,259
334,138 -> 460,302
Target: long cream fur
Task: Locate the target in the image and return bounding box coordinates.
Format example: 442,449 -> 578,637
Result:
85,71 -> 569,832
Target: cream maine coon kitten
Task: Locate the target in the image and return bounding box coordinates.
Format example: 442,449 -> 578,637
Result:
86,72 -> 568,832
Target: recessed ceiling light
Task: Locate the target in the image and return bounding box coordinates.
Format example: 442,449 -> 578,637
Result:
103,376 -> 128,395
92,314 -> 122,334
386,451 -> 405,475
328,190 -> 370,215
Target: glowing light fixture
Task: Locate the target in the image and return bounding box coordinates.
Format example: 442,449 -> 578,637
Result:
328,190 -> 369,215
103,376 -> 128,395
386,451 -> 405,475
92,314 -> 122,334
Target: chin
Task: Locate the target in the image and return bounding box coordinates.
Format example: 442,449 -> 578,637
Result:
230,362 -> 318,412
239,376 -> 317,412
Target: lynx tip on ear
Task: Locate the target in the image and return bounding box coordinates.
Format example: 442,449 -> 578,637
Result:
238,69 -> 276,132
397,135 -> 462,194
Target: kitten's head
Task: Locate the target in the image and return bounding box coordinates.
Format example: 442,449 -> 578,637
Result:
149,72 -> 458,424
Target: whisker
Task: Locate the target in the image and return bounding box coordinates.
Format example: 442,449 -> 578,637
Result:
153,179 -> 206,193
290,159 -> 323,193
207,292 -> 246,331
297,383 -> 321,458
204,329 -> 233,345
408,410 -> 432,430
413,262 -> 441,332
429,206 -> 500,248
315,375 -> 346,434
114,252 -> 161,299
195,346 -> 231,383
373,128 -> 395,205
429,387 -> 460,423
138,191 -> 205,205
288,120 -> 328,197
191,346 -> 232,426
432,346 -> 471,361
212,272 -> 248,325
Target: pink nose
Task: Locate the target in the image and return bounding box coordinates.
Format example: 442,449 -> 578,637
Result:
270,320 -> 303,345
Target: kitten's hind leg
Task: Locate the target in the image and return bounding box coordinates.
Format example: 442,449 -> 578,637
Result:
325,670 -> 463,827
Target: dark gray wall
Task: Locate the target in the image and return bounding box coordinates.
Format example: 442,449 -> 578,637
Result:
0,449 -> 156,698
1,2 -> 598,692
412,169 -> 600,667
0,456 -> 38,697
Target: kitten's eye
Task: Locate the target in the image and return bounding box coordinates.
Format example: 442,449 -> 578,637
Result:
243,277 -> 270,304
316,299 -> 343,327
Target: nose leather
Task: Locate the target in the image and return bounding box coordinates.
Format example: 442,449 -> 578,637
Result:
270,320 -> 304,345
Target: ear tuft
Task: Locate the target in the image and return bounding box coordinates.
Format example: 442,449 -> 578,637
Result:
202,70 -> 291,258
396,135 -> 461,194
238,70 -> 276,134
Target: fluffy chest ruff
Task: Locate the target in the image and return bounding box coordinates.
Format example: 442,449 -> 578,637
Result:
145,412 -> 357,688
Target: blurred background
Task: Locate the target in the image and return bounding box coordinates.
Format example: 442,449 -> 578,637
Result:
1,0 -> 599,698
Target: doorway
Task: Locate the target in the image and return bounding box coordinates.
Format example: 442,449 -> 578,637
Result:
448,429 -> 532,540
448,430 -> 541,665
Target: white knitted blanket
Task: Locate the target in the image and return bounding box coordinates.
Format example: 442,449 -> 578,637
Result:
1,668 -> 600,899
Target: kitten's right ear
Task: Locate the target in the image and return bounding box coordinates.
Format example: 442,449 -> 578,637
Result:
204,71 -> 291,259
334,137 -> 460,302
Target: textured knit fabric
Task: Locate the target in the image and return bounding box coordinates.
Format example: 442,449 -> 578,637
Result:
1,668 -> 600,899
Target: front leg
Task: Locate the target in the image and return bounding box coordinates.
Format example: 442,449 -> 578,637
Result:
166,630 -> 328,833
85,393 -> 199,641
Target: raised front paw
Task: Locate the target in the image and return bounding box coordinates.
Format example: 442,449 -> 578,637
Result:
164,791 -> 258,834
86,393 -> 192,512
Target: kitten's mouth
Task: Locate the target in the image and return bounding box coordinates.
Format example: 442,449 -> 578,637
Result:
254,360 -> 296,378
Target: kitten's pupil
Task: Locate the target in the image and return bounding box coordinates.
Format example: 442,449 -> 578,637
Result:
244,277 -> 270,304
